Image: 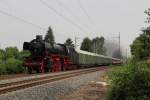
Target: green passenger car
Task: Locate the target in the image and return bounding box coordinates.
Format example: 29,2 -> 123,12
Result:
71,49 -> 113,66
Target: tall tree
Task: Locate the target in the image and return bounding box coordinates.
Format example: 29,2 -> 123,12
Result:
130,30 -> 150,60
0,49 -> 5,63
44,26 -> 55,44
91,37 -> 105,54
80,37 -> 92,52
64,38 -> 74,47
130,9 -> 150,60
145,8 -> 150,23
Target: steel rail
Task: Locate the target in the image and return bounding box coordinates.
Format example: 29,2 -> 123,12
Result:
0,67 -> 101,88
0,67 -> 106,95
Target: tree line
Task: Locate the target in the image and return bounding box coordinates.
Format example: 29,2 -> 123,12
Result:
80,37 -> 106,55
130,8 -> 150,61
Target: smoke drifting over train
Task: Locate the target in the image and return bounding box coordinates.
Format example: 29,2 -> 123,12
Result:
104,39 -> 123,58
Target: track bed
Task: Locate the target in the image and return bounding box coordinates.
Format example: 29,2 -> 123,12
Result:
0,66 -> 108,95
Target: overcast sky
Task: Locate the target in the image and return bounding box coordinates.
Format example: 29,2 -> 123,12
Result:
0,0 -> 150,55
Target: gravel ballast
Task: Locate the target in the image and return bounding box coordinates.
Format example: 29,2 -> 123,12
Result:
0,70 -> 105,100
0,67 -> 99,85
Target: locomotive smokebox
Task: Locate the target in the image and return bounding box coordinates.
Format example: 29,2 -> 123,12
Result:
23,42 -> 30,50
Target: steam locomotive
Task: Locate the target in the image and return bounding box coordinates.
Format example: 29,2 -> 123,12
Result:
23,35 -> 121,73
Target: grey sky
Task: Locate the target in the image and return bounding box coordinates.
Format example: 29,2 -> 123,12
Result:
0,0 -> 150,55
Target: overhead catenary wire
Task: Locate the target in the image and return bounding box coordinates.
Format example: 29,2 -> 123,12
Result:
77,0 -> 93,24
0,1 -> 45,30
0,9 -> 70,38
77,0 -> 97,26
77,0 -> 99,36
0,1 -> 91,40
0,0 -> 92,39
0,9 -> 46,31
53,0 -> 93,33
0,0 -> 11,11
39,0 -> 92,36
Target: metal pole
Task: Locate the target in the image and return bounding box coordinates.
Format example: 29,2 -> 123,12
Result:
75,36 -> 80,49
75,37 -> 77,49
119,32 -> 121,58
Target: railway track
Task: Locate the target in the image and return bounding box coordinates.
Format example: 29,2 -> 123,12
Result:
0,67 -> 107,95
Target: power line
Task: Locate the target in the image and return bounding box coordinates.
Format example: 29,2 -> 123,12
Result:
0,9 -> 69,38
39,0 -> 90,34
77,0 -> 98,34
0,0 -> 11,10
0,1 -> 92,40
53,0 -> 93,33
0,9 -> 46,30
77,0 -> 92,23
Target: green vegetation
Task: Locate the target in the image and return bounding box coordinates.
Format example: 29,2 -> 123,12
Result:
107,62 -> 150,100
0,47 -> 30,74
80,37 -> 92,52
130,8 -> 150,61
44,26 -> 55,44
106,9 -> 150,100
145,8 -> 150,23
80,36 -> 106,55
130,30 -> 150,60
91,37 -> 106,55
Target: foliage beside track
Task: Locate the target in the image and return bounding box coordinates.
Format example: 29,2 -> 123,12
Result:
106,62 -> 150,100
0,47 -> 30,74
106,9 -> 150,100
130,8 -> 150,61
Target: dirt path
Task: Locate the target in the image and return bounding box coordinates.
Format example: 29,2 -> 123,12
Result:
61,71 -> 110,100
63,83 -> 108,100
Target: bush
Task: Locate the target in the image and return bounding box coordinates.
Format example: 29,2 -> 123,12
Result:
5,58 -> 26,74
19,50 -> 31,60
5,47 -> 19,59
107,62 -> 150,100
0,63 -> 6,74
0,47 -> 29,75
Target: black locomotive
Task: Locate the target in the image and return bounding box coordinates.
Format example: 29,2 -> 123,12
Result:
23,35 -> 69,56
23,35 -> 74,73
